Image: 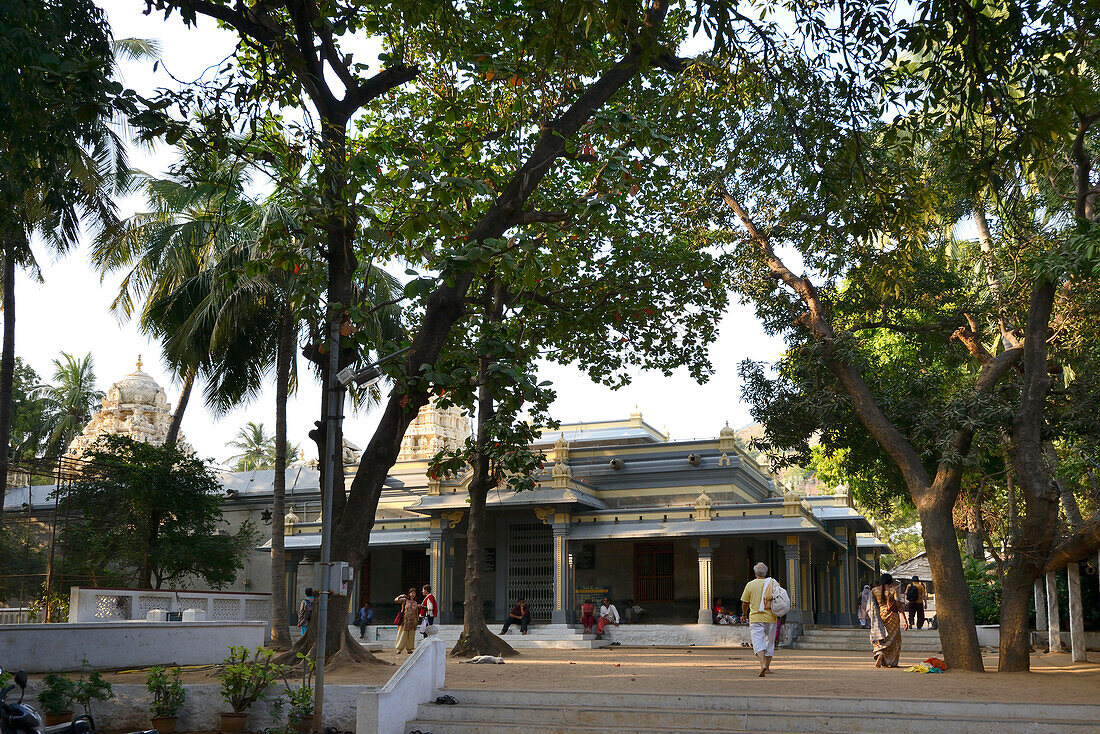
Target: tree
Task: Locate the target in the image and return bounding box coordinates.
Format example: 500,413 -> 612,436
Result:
0,0 -> 137,525
7,358 -> 52,462
59,435 -> 256,589
34,352 -> 104,455
227,421 -> 273,471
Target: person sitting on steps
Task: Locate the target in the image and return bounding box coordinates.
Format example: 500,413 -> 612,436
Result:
500,598 -> 530,635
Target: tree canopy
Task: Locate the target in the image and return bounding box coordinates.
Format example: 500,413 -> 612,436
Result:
58,435 -> 256,589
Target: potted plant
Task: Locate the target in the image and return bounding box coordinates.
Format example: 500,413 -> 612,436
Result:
218,646 -> 282,734
72,661 -> 113,720
267,655 -> 314,734
37,673 -> 75,725
146,665 -> 186,733
284,654 -> 314,734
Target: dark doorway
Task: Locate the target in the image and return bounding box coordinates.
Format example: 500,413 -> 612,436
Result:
401,548 -> 430,594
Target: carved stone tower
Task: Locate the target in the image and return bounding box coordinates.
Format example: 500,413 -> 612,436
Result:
396,398 -> 472,462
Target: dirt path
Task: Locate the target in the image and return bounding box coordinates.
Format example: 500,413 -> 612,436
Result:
93,646 -> 1100,704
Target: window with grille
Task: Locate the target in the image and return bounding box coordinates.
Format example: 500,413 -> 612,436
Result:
634,542 -> 674,602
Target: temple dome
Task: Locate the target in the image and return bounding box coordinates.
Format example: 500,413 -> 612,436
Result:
66,356 -> 189,459
104,358 -> 169,409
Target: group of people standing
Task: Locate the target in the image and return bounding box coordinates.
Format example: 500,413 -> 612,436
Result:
858,573 -> 927,668
393,584 -> 438,653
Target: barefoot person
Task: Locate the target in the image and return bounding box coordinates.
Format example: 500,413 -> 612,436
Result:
867,573 -> 907,668
596,597 -> 620,639
740,563 -> 778,677
394,588 -> 419,654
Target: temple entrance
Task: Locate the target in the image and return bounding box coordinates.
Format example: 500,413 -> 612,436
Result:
506,522 -> 553,621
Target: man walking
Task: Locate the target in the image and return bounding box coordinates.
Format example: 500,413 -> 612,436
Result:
741,563 -> 778,677
356,601 -> 373,639
906,576 -> 927,630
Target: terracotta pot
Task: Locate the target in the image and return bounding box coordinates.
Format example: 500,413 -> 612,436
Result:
220,712 -> 248,734
151,715 -> 178,734
297,718 -> 313,734
44,713 -> 74,726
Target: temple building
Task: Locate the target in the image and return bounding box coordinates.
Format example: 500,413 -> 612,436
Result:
225,403 -> 885,629
6,362 -> 886,630
66,357 -> 191,459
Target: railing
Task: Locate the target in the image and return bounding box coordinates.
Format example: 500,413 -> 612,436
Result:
0,608 -> 34,625
67,586 -> 271,623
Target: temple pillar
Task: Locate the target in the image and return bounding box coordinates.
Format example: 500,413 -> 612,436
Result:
430,511 -> 463,624
1046,571 -> 1062,653
695,538 -> 714,624
1033,577 -> 1047,631
783,538 -> 804,625
551,516 -> 572,624
1068,562 -> 1086,662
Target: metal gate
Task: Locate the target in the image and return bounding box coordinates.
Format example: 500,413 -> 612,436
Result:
506,522 -> 553,621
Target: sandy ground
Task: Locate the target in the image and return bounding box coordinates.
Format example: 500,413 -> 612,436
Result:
94,646 -> 1100,704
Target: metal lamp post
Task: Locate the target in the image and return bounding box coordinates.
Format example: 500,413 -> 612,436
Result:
311,344 -> 409,731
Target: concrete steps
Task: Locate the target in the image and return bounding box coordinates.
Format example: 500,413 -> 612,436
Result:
405,689 -> 1100,734
790,627 -> 943,652
361,624 -> 609,650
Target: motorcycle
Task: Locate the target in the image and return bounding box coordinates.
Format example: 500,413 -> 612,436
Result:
0,667 -> 154,734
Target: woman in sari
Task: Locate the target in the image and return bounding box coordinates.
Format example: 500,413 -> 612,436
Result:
394,588 -> 419,654
866,573 -> 907,667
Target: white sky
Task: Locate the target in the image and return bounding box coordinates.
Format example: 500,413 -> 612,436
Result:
12,1 -> 784,466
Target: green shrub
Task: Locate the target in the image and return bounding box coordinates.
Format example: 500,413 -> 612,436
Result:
146,665 -> 186,717
37,673 -> 75,715
963,555 -> 1001,626
218,646 -> 283,714
73,660 -> 113,717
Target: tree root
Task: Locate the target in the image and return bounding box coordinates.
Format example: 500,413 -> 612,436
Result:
450,623 -> 519,658
274,625 -> 388,668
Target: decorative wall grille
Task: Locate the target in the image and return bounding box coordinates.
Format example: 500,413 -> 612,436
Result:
506,522 -> 553,621
94,595 -> 129,620
178,597 -> 208,614
243,599 -> 269,621
211,598 -> 241,620
136,595 -> 173,617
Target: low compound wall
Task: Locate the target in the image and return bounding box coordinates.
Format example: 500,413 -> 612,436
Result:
21,680 -> 361,733
0,621 -> 265,671
68,587 -> 270,624
357,637 -> 446,734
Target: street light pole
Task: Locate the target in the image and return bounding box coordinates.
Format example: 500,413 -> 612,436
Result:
311,340 -> 409,731
311,314 -> 341,733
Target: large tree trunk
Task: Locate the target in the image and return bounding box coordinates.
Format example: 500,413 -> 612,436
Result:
999,552 -> 1037,671
1000,279 -> 1061,672
917,486 -> 985,672
164,369 -> 193,448
0,242 -> 16,530
452,346 -> 516,658
269,304 -> 294,650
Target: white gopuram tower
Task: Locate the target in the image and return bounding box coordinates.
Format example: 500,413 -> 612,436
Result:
396,398 -> 471,462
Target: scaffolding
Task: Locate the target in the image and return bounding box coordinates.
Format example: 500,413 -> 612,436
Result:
1,455 -> 110,621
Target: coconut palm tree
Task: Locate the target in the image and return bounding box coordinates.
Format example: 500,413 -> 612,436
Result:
34,352 -> 104,455
227,421 -> 273,471
0,18 -> 156,521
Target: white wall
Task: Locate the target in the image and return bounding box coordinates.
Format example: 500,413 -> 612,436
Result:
357,637 -> 446,734
0,622 -> 265,671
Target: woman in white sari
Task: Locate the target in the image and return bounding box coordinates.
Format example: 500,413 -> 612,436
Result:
857,585 -> 872,628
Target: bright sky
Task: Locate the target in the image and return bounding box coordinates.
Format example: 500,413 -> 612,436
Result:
12,1 -> 785,466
